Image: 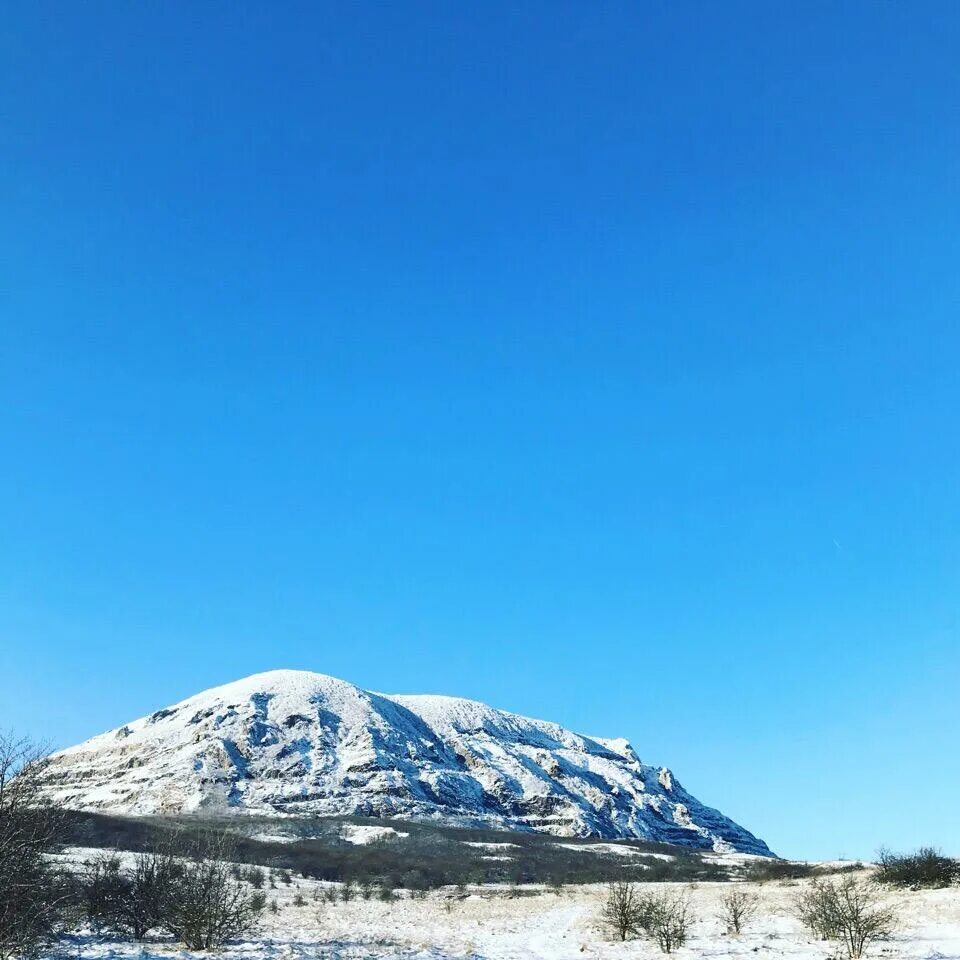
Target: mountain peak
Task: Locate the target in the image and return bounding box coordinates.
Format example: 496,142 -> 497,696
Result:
40,669 -> 772,856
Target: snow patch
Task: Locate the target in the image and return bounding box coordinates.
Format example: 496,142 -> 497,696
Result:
555,842 -> 673,858
340,824 -> 408,845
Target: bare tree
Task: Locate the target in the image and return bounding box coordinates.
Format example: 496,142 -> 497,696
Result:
0,733 -> 68,960
796,878 -> 897,959
718,888 -> 760,934
600,881 -> 643,941
164,833 -> 264,949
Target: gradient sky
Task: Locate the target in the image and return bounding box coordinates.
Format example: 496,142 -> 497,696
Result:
2,2 -> 958,861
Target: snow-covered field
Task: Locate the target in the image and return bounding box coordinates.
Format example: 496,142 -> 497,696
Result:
51,858 -> 960,960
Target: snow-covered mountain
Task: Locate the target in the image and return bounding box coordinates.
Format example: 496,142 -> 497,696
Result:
40,669 -> 772,855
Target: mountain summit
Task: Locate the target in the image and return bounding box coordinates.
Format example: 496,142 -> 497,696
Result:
41,669 -> 771,855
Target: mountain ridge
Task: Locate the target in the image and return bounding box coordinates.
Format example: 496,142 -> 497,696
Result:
40,669 -> 773,856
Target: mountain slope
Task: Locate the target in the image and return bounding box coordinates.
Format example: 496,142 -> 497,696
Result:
39,669 -> 772,855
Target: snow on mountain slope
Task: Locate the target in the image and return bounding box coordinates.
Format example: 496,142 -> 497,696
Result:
39,669 -> 772,855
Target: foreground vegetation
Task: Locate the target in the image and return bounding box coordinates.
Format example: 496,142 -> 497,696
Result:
876,846 -> 960,888
601,875 -> 900,958
1,734 -> 266,956
0,734 -> 67,960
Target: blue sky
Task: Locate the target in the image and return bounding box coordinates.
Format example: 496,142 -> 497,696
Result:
1,2 -> 958,861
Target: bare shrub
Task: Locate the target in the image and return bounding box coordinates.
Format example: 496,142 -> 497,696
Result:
600,881 -> 643,941
718,888 -> 759,934
164,834 -> 264,949
0,734 -> 68,960
124,845 -> 182,939
876,847 -> 958,889
599,882 -> 695,951
76,854 -> 127,934
639,891 -> 695,954
796,877 -> 896,959
797,879 -> 842,940
75,840 -> 183,940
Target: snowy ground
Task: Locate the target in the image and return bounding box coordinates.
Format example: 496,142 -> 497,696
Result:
50,856 -> 960,960
339,823 -> 410,844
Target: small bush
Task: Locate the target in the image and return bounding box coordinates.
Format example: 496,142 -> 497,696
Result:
796,877 -> 896,959
876,847 -> 959,889
797,879 -> 842,940
600,884 -> 694,952
638,891 -> 695,954
718,888 -> 759,934
164,835 -> 264,950
600,881 -> 642,941
125,847 -> 182,939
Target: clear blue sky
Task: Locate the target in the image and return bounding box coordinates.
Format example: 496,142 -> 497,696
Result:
1,3 -> 958,861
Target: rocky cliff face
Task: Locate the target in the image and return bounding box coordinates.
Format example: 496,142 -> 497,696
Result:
40,669 -> 772,855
